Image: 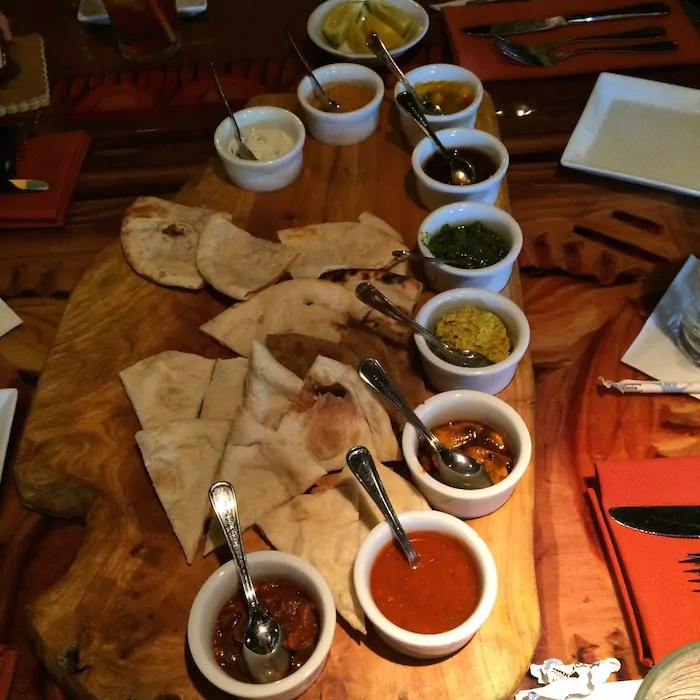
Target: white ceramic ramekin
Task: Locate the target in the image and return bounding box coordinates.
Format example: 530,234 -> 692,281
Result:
394,64 -> 484,148
414,287 -> 530,395
353,509 -> 497,658
401,391 -> 532,518
412,128 -> 509,211
417,202 -> 523,293
297,63 -> 384,146
214,107 -> 305,193
188,552 -> 336,700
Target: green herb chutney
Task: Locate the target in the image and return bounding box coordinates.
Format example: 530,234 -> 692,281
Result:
425,221 -> 507,269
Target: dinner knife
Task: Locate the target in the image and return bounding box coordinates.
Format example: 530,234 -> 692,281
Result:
609,506 -> 700,538
462,2 -> 670,36
0,179 -> 50,192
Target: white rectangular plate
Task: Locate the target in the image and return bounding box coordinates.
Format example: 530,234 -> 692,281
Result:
0,388 -> 18,487
78,0 -> 206,25
561,72 -> 700,198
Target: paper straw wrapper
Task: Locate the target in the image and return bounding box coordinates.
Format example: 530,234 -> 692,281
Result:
599,378 -> 700,394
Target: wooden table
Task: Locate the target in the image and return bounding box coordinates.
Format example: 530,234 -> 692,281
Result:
1,1 -> 700,697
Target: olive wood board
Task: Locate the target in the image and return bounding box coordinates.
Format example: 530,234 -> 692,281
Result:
13,91 -> 540,700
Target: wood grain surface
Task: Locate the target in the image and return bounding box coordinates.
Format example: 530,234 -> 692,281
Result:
11,92 -> 540,699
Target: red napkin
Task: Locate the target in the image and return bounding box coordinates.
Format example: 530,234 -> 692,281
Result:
444,0 -> 700,82
0,131 -> 90,230
0,645 -> 18,700
588,457 -> 700,667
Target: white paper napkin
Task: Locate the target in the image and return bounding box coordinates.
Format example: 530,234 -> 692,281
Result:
0,299 -> 21,339
622,255 -> 700,400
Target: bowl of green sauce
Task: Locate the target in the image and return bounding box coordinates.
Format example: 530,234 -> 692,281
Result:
417,202 -> 523,293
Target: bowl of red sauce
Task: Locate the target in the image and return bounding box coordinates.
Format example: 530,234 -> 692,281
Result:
188,551 -> 336,699
353,510 -> 497,659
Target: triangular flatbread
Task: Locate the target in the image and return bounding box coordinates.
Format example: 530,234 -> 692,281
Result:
135,419 -> 230,563
120,351 -> 215,428
357,212 -> 408,274
200,357 -> 248,420
196,213 -> 298,300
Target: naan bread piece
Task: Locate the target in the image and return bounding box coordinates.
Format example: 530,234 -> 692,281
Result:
120,351 -> 215,429
277,221 -> 402,279
357,212 -> 408,274
196,213 -> 298,300
200,357 -> 248,420
200,280 -> 367,357
266,333 -> 359,380
135,419 -> 230,564
322,269 -> 422,343
121,196 -> 224,289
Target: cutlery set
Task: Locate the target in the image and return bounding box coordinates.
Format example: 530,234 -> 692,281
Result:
461,2 -> 678,67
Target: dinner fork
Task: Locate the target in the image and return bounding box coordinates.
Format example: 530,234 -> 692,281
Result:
680,553 -> 700,592
497,37 -> 677,68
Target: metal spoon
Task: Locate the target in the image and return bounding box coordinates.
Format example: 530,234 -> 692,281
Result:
393,249 -> 477,268
209,481 -> 290,683
346,445 -> 420,566
354,282 -> 493,369
365,31 -> 442,116
209,62 -> 257,162
279,26 -> 341,113
357,358 -> 494,490
395,91 -> 476,186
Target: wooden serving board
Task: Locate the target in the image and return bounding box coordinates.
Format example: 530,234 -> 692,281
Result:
13,92 -> 540,700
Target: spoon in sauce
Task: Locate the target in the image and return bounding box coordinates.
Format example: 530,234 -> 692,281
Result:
392,249 -> 478,267
209,63 -> 257,162
357,358 -> 494,491
346,445 -> 420,567
209,481 -> 290,683
365,32 -> 442,116
280,26 -> 341,113
395,91 -> 476,186
355,282 -> 493,369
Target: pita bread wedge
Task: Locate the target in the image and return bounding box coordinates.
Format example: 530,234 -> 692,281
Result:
135,419 -> 230,563
266,333 -> 359,380
200,279 -> 367,357
357,212 -> 408,274
196,213 -> 298,300
120,351 -> 215,428
200,357 -> 248,420
121,196 -> 224,289
277,221 -> 402,279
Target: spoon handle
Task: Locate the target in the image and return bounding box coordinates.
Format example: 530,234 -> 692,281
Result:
394,249 -> 464,267
395,91 -> 452,162
210,481 -> 262,614
346,446 -> 419,568
280,27 -> 328,105
366,32 -> 423,106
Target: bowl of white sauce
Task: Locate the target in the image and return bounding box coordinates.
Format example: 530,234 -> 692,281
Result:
214,106 -> 306,193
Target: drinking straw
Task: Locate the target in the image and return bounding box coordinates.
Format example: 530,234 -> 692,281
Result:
147,0 -> 177,44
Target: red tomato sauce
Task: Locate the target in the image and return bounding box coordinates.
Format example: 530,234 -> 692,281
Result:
369,530 -> 481,634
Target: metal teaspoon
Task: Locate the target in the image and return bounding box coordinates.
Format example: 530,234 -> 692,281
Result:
346,445 -> 420,567
392,249 -> 478,268
357,358 -> 494,490
354,282 -> 493,369
395,91 -> 476,186
209,62 -> 258,161
209,481 -> 290,683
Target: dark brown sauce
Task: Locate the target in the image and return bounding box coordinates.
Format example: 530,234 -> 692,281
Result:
422,147 -> 498,187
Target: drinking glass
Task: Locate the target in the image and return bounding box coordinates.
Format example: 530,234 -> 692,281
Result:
679,260 -> 700,366
103,0 -> 181,62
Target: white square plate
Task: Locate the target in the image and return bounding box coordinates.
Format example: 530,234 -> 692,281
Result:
561,72 -> 700,198
0,388 -> 18,486
78,0 -> 207,25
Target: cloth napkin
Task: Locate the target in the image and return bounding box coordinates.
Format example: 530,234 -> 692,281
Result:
623,256 -> 700,400
443,0 -> 700,82
0,131 -> 91,230
588,457 -> 700,667
0,645 -> 18,700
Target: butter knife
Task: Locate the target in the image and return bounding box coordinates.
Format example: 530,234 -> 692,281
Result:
463,1 -> 670,36
0,179 -> 50,192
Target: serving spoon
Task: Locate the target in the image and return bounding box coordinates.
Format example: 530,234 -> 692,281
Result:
346,445 -> 420,567
279,26 -> 341,113
209,63 -> 257,161
209,481 -> 290,683
357,358 -> 494,490
365,31 -> 442,116
354,282 -> 493,369
392,249 -> 473,268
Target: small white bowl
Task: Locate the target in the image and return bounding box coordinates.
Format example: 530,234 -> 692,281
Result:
412,128 -> 509,211
414,287 -> 530,395
394,64 -> 484,148
214,107 -> 305,193
353,510 -> 497,658
417,202 -> 523,293
401,391 -> 532,518
188,552 -> 336,700
307,0 -> 429,64
297,63 -> 384,146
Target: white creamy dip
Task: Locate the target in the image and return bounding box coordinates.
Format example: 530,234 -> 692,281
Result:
231,126 -> 295,161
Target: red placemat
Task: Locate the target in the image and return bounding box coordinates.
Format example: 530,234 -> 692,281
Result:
444,0 -> 700,82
